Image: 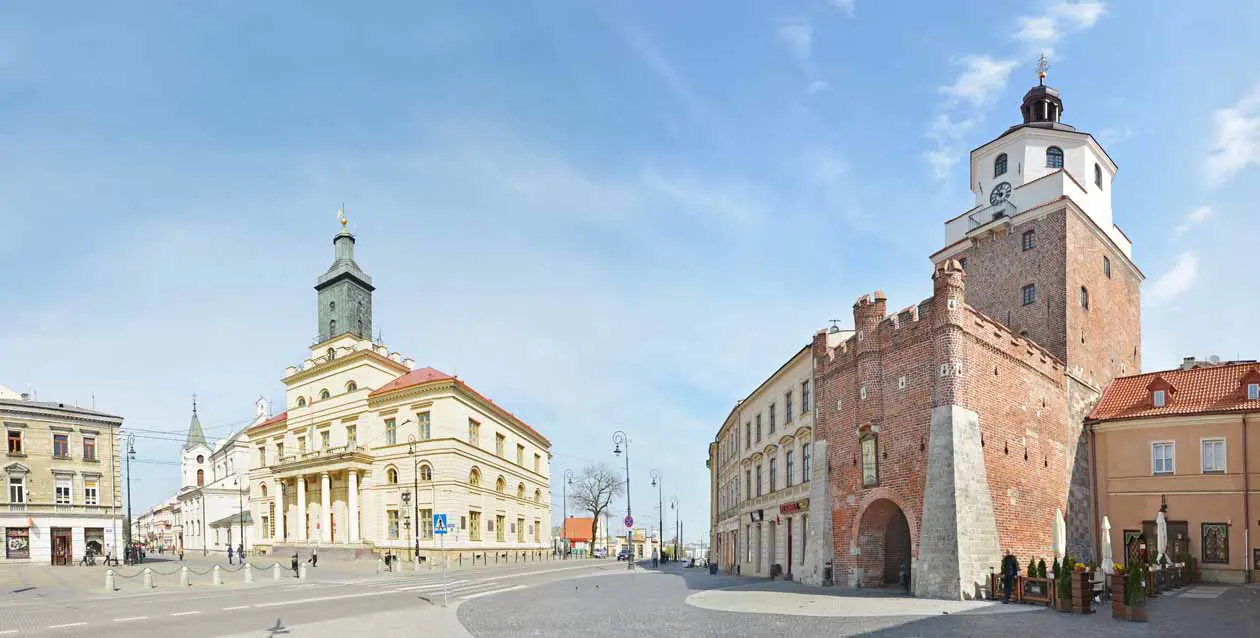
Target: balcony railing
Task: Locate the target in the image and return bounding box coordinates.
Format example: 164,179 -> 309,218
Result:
273,442 -> 362,468
968,200 -> 1017,230
8,503 -> 26,512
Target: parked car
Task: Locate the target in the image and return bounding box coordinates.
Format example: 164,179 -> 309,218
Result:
593,548 -> 608,559
617,548 -> 632,561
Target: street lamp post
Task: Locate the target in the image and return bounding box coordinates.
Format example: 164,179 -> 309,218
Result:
408,434 -> 420,563
236,477 -> 244,556
670,496 -> 679,563
124,434 -> 136,564
650,470 -> 663,562
561,469 -> 574,558
612,431 -> 632,570
401,490 -> 412,565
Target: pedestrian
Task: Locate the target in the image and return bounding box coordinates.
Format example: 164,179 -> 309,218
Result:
238,543 -> 245,564
1001,549 -> 1019,603
899,559 -> 910,594
228,545 -> 234,565
311,545 -> 319,568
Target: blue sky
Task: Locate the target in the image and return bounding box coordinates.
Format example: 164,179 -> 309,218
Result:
3,1 -> 1259,543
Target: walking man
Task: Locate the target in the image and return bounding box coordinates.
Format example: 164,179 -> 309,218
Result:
311,545 -> 319,568
1001,549 -> 1019,603
228,545 -> 234,565
238,543 -> 245,564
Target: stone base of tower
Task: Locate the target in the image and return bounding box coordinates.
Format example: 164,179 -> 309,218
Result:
915,405 -> 1001,600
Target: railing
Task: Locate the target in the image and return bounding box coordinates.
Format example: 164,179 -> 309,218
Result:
9,503 -> 109,514
968,200 -> 1017,230
273,443 -> 362,468
8,503 -> 27,512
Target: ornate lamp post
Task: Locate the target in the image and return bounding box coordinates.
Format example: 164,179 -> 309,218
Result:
670,496 -> 680,562
407,433 -> 421,563
561,469 -> 574,558
124,433 -> 136,564
612,431 -> 632,570
401,490 -> 412,563
650,470 -> 663,562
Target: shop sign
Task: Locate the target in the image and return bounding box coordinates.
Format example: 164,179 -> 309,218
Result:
779,499 -> 810,515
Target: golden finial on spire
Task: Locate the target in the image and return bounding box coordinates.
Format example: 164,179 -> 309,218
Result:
1036,53 -> 1049,86
337,203 -> 347,227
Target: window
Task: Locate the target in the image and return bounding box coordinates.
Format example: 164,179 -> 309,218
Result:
496,433 -> 506,457
802,442 -> 811,483
1202,523 -> 1229,564
260,483 -> 268,498
7,430 -> 22,455
346,425 -> 357,446
319,389 -> 330,400
755,464 -> 762,496
769,457 -> 778,492
744,470 -> 751,501
52,434 -> 69,458
516,443 -> 525,466
385,418 -> 397,445
1152,442 -> 1174,474
959,257 -> 968,270
345,381 -> 357,392
197,454 -> 204,464
196,469 -> 204,487
418,412 -> 431,440
387,467 -> 398,484
859,386 -> 867,400
533,453 -> 541,473
55,476 -> 72,505
785,391 -> 794,424
1248,383 -> 1259,400
329,319 -> 337,335
82,436 -> 97,461
994,152 -> 1008,177
496,476 -> 506,494
297,397 -> 307,408
1094,163 -> 1103,189
387,510 -> 400,539
326,347 -> 335,360
785,450 -> 795,487
469,468 -> 481,487
420,508 -> 433,540
468,420 -> 480,446
802,380 -> 811,414
745,524 -> 752,562
1022,229 -> 1036,251
769,403 -> 776,433
1046,146 -> 1064,168
496,515 -> 506,542
321,430 -> 330,449
517,517 -> 525,543
534,488 -> 541,503
755,414 -> 762,442
258,447 -> 267,466
1153,390 -> 1166,407
329,301 -> 335,311
861,436 -> 878,487
1201,439 -> 1226,473
1103,256 -> 1112,279
8,475 -> 25,503
276,442 -> 284,459
84,479 -> 99,506
517,483 -> 525,499
1080,286 -> 1089,310
1022,284 -> 1036,306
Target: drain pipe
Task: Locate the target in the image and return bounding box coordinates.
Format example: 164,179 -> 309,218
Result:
1244,413 -> 1251,584
1089,422 -> 1103,566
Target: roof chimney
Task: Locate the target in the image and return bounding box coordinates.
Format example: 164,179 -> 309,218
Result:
20,392 -> 30,401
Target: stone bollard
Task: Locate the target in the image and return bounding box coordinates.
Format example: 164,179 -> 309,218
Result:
244,564 -> 253,583
273,563 -> 282,581
298,564 -> 307,582
105,569 -> 116,592
143,568 -> 154,589
212,565 -> 222,586
377,558 -> 385,575
180,566 -> 190,587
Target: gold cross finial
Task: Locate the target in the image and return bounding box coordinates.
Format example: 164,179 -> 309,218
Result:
337,203 -> 347,227
1036,54 -> 1049,85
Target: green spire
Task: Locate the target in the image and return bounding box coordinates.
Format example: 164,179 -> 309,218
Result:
184,394 -> 208,451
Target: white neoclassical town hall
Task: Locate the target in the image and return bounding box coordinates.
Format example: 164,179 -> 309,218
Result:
248,215 -> 553,561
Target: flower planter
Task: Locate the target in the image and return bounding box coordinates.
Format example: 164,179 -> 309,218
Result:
1069,572 -> 1093,613
1110,579 -> 1127,615
1115,603 -> 1148,622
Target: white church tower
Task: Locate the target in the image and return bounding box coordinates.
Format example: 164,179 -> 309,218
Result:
180,395 -> 211,490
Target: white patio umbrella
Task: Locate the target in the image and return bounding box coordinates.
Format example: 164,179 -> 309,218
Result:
1101,516 -> 1113,574
1053,508 -> 1066,560
1156,511 -> 1168,565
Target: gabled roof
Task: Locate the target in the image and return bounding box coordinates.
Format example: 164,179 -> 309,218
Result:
367,367 -> 454,397
1089,362 -> 1260,422
247,411 -> 287,433
562,517 -> 596,542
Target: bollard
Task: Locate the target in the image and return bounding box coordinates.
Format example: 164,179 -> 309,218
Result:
244,564 -> 253,583
273,563 -> 282,581
143,568 -> 154,589
298,564 -> 307,582
377,558 -> 385,575
105,569 -> 116,592
180,566 -> 190,587
212,565 -> 222,586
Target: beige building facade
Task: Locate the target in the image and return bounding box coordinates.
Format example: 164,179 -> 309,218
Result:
249,220 -> 552,561
2,388 -> 124,564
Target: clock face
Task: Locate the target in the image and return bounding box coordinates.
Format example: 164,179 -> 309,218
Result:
989,182 -> 1012,205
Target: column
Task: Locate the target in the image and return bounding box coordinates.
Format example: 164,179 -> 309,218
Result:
296,476 -> 307,542
348,470 -> 360,543
320,472 -> 332,544
276,480 -> 286,542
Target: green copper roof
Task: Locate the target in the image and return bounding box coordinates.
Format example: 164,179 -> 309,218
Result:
184,402 -> 208,451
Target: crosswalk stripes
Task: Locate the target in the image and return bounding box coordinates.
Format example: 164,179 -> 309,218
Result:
335,573 -> 525,600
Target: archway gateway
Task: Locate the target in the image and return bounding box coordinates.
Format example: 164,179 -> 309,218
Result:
855,498 -> 914,588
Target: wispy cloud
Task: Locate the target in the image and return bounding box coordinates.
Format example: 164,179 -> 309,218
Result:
1174,205 -> 1212,234
775,18 -> 828,95
1205,84 -> 1260,187
1014,1 -> 1107,55
614,23 -> 728,146
1147,251 -> 1199,304
940,56 -> 1018,108
828,0 -> 856,18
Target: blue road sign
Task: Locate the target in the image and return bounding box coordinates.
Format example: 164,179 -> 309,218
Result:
434,513 -> 448,535
624,515 -> 634,529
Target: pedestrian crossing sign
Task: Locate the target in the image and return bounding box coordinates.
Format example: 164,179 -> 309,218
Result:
433,513 -> 448,535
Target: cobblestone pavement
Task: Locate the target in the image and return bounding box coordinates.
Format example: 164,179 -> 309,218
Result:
459,563 -> 1260,637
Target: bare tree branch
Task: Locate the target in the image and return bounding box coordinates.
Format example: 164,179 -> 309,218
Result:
568,463 -> 625,547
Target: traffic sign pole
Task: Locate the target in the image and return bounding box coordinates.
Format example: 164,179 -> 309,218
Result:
433,513 -> 449,607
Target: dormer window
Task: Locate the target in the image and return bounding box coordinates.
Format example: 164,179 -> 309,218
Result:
1094,163 -> 1103,189
994,153 -> 1008,178
1046,146 -> 1064,169
1153,390 -> 1166,407
1249,383 -> 1260,400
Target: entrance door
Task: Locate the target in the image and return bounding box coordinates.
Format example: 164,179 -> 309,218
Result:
883,509 -> 911,585
767,521 -> 777,574
786,518 -> 793,577
51,528 -> 72,566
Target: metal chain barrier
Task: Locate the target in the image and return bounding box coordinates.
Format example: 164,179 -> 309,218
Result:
185,566 -> 214,576
248,561 -> 279,570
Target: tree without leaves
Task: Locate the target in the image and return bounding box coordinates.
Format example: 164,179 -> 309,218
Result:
568,463 -> 625,549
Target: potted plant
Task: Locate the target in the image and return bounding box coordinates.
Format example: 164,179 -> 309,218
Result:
1114,559 -> 1148,622
1037,558 -> 1046,578
1027,558 -> 1037,578
1056,556 -> 1074,612
1070,560 -> 1093,613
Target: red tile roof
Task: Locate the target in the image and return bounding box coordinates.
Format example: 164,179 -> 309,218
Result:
1089,362 -> 1260,422
247,411 -> 287,432
562,517 -> 596,542
368,366 -> 551,447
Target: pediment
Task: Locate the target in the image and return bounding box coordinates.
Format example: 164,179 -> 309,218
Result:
3,462 -> 31,474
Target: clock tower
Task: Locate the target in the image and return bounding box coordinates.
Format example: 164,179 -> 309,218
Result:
316,212 -> 374,343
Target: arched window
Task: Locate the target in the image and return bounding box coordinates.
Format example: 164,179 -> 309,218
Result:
297,396 -> 307,407
1080,286 -> 1089,310
1094,163 -> 1103,189
345,380 -> 358,392
420,465 -> 432,481
329,301 -> 335,312
1046,146 -> 1064,168
319,389 -> 330,400
386,467 -> 398,484
517,483 -> 525,499
260,483 -> 268,498
534,488 -> 541,503
469,468 -> 481,487
329,319 -> 337,335
994,153 -> 1008,177
196,469 -> 205,487
496,476 -> 506,494
327,347 -> 335,361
